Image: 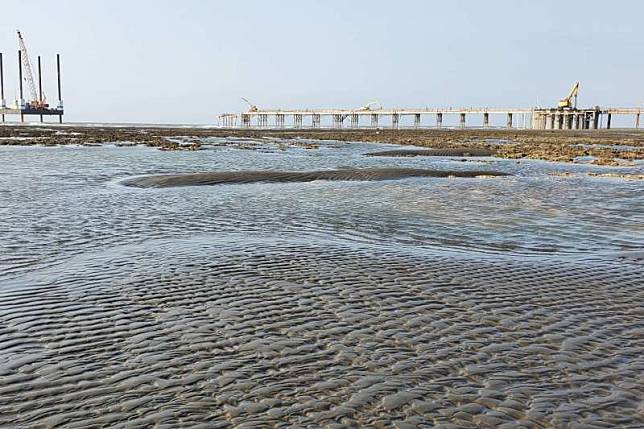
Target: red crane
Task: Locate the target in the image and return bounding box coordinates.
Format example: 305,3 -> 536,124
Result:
17,30 -> 46,109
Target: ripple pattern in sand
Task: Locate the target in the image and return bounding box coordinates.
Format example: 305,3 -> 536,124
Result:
1,240 -> 642,427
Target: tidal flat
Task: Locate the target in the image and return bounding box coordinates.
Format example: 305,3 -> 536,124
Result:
0,126 -> 643,427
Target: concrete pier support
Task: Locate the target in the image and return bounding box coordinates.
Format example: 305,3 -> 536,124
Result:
333,114 -> 344,128
276,114 -> 285,128
241,114 -> 251,127
392,113 -> 399,129
483,113 -> 489,128
0,52 -> 4,123
293,114 -> 303,128
563,113 -> 569,130
370,114 -> 379,128
459,113 -> 466,129
506,113 -> 513,129
312,114 -> 320,128
413,113 -> 421,128
606,113 -> 612,129
350,114 -> 359,128
436,113 -> 443,128
593,111 -> 599,129
636,113 -> 640,129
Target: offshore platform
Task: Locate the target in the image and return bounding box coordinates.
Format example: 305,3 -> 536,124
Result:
0,31 -> 64,123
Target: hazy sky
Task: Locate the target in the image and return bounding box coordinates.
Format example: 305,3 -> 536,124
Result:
1,0 -> 642,124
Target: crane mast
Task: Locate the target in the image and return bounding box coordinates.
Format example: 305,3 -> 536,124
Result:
17,30 -> 43,108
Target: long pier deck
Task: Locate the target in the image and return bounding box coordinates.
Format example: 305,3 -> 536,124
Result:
221,107 -> 642,130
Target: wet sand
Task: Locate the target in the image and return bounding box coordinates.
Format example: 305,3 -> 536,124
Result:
0,243 -> 642,427
1,128 -> 643,427
123,168 -> 509,188
365,148 -> 496,157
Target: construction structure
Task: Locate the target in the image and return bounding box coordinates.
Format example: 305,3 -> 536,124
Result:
0,31 -> 64,123
220,85 -> 641,130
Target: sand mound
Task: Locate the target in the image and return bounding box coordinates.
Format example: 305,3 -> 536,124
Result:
365,148 -> 495,157
122,168 -> 509,188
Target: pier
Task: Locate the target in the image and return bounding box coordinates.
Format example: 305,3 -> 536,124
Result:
220,107 -> 642,130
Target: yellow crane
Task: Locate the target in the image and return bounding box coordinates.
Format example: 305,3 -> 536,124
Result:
558,82 -> 579,109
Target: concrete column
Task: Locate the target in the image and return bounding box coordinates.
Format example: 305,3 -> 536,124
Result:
371,114 -> 378,128
392,113 -> 399,129
413,113 -> 421,128
636,113 -> 640,129
241,114 -> 250,128
350,114 -> 359,128
506,113 -> 513,129
563,113 -> 570,130
606,113 -> 611,129
276,114 -> 285,128
312,114 -> 320,128
483,113 -> 489,128
549,114 -> 555,130
593,111 -> 599,129
459,113 -> 466,129
436,113 -> 443,128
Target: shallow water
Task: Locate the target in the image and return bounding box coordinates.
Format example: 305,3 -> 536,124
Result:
1,138 -> 643,427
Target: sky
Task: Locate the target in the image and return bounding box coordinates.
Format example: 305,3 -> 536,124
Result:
1,0 -> 642,124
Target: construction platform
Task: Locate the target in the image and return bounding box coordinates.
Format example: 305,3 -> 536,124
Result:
1,32 -> 64,124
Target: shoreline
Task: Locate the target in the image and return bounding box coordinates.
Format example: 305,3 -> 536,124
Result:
1,125 -> 643,165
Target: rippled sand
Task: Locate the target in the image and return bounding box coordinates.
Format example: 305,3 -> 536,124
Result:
1,137 -> 643,427
122,168 -> 509,188
1,242 -> 642,427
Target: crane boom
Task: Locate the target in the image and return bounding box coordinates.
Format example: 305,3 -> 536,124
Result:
558,82 -> 579,109
241,97 -> 258,112
17,30 -> 40,105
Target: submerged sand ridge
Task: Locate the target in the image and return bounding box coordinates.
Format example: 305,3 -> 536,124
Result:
365,147 -> 496,157
122,168 -> 510,188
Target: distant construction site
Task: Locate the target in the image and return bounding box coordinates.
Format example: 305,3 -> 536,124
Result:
220,84 -> 641,131
0,30 -> 64,123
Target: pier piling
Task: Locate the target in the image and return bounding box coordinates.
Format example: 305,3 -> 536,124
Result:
56,54 -> 63,123
38,56 -> 43,123
0,52 -> 4,123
